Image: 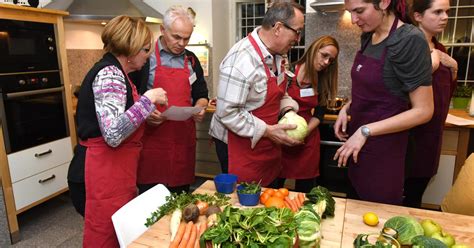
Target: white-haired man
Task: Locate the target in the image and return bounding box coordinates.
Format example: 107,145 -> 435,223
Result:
137,5 -> 208,194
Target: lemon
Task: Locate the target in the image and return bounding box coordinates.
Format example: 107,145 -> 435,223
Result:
363,212 -> 379,226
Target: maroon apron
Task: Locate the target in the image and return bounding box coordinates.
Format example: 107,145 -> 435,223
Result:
347,18 -> 409,205
280,65 -> 320,179
83,76 -> 143,247
407,39 -> 454,178
138,44 -> 196,187
228,34 -> 287,186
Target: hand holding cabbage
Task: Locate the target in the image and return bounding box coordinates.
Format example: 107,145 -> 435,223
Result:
278,111 -> 309,141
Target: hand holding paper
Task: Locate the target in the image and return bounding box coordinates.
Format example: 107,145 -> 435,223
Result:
161,106 -> 206,121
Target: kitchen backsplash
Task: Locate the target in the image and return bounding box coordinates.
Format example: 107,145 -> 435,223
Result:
305,11 -> 361,99
67,49 -> 104,91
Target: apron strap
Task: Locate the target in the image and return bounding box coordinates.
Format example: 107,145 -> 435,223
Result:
248,34 -> 272,79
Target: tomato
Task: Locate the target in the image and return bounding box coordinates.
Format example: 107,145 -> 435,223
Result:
264,188 -> 276,196
278,188 -> 289,197
260,192 -> 271,204
264,196 -> 285,208
273,191 -> 285,199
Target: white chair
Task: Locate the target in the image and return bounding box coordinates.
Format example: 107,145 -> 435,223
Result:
112,184 -> 171,247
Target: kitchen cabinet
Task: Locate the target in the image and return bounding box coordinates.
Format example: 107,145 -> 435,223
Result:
0,3 -> 76,243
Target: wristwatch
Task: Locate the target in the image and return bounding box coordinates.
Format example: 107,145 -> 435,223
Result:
361,125 -> 371,138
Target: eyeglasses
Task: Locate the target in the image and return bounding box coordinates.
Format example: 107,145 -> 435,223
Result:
280,22 -> 303,37
318,50 -> 336,65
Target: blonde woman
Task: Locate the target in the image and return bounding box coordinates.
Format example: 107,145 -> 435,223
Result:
278,35 -> 339,192
69,15 -> 167,246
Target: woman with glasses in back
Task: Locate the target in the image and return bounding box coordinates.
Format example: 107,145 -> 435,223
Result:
404,0 -> 458,208
277,35 -> 339,193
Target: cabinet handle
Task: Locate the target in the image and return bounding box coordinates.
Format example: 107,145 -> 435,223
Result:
35,149 -> 52,157
320,140 -> 344,146
38,174 -> 56,184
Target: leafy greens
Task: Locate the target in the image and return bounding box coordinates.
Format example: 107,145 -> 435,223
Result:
200,206 -> 296,247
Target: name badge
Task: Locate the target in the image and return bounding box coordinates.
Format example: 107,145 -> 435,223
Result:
277,73 -> 285,85
300,88 -> 315,97
189,72 -> 197,85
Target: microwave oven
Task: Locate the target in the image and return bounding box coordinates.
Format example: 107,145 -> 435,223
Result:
0,19 -> 59,74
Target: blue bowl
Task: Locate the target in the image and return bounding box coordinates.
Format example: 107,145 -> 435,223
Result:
214,173 -> 237,194
237,185 -> 261,206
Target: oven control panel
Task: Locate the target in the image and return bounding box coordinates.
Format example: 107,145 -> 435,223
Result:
0,71 -> 61,93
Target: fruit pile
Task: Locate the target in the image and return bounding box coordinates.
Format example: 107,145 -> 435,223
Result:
259,188 -> 306,212
419,219 -> 469,248
356,214 -> 470,248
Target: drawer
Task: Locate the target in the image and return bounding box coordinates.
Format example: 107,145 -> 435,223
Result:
12,162 -> 69,211
8,137 -> 73,183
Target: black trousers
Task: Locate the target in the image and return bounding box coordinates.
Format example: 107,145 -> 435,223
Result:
137,183 -> 190,195
403,177 -> 431,208
68,181 -> 85,217
213,137 -> 228,174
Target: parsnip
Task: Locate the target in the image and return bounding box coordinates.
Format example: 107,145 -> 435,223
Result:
170,209 -> 182,241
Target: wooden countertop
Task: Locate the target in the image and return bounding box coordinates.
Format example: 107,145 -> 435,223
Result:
130,180 -> 347,248
130,180 -> 474,247
342,199 -> 474,246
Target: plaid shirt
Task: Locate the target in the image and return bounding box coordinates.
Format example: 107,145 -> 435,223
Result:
209,27 -> 298,148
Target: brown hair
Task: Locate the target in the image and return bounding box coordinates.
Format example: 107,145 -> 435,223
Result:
295,35 -> 339,106
362,0 -> 413,24
101,15 -> 153,57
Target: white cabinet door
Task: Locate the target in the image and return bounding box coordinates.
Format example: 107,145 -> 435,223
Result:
7,137 -> 72,183
422,155 -> 455,205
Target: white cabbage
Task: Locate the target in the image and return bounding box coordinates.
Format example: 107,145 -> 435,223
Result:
278,111 -> 309,141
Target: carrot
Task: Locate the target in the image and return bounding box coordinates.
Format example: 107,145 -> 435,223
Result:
194,221 -> 207,248
185,223 -> 198,248
298,193 -> 305,205
293,197 -> 302,210
177,221 -> 194,248
169,222 -> 186,248
284,201 -> 291,210
285,196 -> 297,212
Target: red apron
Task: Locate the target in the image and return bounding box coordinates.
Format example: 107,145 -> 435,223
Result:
227,34 -> 287,187
83,76 -> 143,247
137,44 -> 196,187
407,38 -> 454,178
280,65 -> 320,179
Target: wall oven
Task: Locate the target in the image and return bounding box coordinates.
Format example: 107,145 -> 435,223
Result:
318,123 -> 350,195
0,71 -> 69,154
0,19 -> 59,73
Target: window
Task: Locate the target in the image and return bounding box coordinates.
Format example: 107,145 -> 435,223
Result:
236,1 -> 266,42
287,0 -> 306,64
439,0 -> 474,85
236,0 -> 306,64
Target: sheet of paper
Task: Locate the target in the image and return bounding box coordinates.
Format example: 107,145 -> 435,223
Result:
161,106 -> 205,121
445,113 -> 474,126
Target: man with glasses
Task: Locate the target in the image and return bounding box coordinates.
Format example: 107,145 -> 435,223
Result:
209,1 -> 305,187
135,5 -> 209,194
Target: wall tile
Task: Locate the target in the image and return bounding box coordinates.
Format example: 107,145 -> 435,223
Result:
305,11 -> 361,99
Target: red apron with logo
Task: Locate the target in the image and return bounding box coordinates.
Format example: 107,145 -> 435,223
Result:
83,77 -> 143,247
227,34 -> 287,186
138,44 -> 196,187
407,39 -> 454,178
280,65 -> 320,179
